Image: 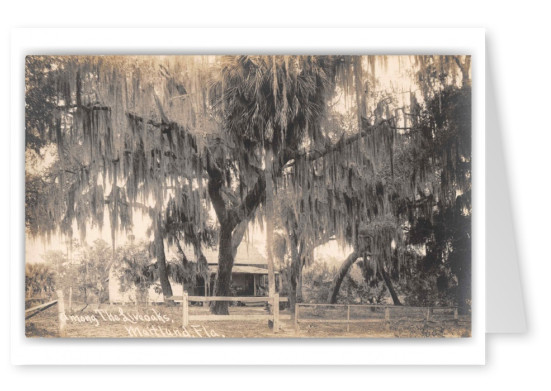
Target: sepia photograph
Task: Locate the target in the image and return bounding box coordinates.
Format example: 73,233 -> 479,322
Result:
24,55 -> 472,339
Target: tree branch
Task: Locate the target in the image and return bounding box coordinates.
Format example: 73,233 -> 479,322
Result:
57,103 -> 111,112
206,151 -> 229,225
289,120 -> 394,163
227,171 -> 266,229
231,219 -> 249,257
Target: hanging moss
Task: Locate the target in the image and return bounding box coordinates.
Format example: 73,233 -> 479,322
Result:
26,55 -> 471,298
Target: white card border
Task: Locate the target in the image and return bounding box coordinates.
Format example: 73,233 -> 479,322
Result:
10,27 -> 485,365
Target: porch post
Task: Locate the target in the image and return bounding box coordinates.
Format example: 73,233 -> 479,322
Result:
253,275 -> 257,296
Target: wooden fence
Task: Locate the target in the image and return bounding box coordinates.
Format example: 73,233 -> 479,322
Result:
169,293 -> 289,333
295,303 -> 459,332
25,299 -> 58,320
25,290 -> 67,336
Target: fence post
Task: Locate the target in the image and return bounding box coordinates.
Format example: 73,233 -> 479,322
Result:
347,305 -> 350,332
273,293 -> 280,333
385,306 -> 390,330
182,291 -> 189,328
295,303 -> 299,333
426,308 -> 432,322
454,307 -> 459,322
56,290 -> 66,337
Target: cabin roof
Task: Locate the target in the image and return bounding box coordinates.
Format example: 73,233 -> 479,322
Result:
208,265 -> 274,275
202,244 -> 267,266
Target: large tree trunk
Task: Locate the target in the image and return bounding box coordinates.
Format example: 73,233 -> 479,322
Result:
456,267 -> 471,315
154,214 -> 173,301
454,55 -> 471,88
212,223 -> 234,314
380,267 -> 402,305
328,251 -> 360,304
288,233 -> 301,311
206,152 -> 266,314
209,220 -> 251,314
265,149 -> 276,298
297,260 -> 303,302
288,259 -> 304,311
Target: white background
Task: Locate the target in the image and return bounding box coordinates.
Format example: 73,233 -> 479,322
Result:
9,27 -> 486,366
1,0 -> 549,389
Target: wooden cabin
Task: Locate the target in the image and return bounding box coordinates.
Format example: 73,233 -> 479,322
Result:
193,245 -> 279,297
109,243 -> 279,304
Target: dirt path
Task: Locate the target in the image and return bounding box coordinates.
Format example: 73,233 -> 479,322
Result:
25,303 -> 470,338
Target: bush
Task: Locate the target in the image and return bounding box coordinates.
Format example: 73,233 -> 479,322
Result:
25,263 -> 56,298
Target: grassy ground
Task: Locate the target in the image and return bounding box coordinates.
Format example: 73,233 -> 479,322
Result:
25,302 -> 471,338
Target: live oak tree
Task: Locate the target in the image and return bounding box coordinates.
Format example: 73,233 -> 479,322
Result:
205,56 -> 342,313
263,55 -> 472,308
25,56 -> 212,302
324,56 -> 472,307
208,56 -> 411,312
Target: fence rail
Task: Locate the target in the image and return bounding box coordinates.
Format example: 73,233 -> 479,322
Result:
295,303 -> 460,332
169,295 -> 288,303
25,290 -> 67,336
172,293 -> 287,333
25,299 -> 58,320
